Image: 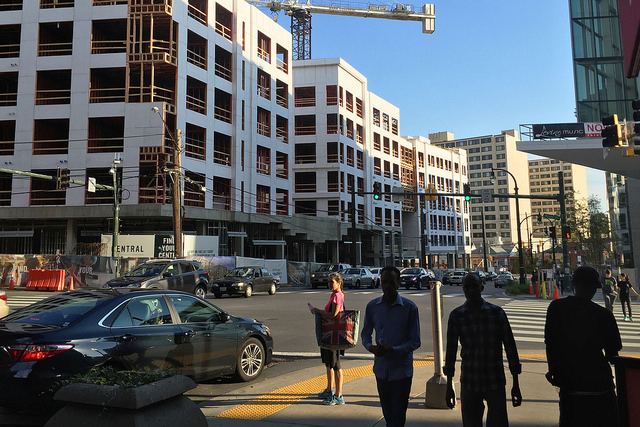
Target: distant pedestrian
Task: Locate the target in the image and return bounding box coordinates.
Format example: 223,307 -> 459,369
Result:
617,273 -> 639,321
601,269 -> 618,313
444,272 -> 522,426
361,266 -> 421,427
308,272 -> 345,405
545,266 -> 622,427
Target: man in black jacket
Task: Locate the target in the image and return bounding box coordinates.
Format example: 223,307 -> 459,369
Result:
544,266 -> 622,427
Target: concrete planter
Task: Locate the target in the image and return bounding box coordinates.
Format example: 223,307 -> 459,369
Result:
44,375 -> 206,427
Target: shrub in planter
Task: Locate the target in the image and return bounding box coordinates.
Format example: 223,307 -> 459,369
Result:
44,367 -> 207,427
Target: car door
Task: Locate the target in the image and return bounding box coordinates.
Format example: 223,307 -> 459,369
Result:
162,262 -> 183,291
109,296 -> 184,372
166,294 -> 238,379
178,262 -> 197,293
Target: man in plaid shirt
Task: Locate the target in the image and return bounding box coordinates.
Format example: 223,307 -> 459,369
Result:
444,273 -> 522,426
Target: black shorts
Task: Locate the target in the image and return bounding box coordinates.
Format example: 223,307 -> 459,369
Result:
320,348 -> 344,369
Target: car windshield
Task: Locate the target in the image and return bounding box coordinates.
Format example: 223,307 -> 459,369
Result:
2,292 -> 104,326
344,268 -> 360,275
124,263 -> 166,277
402,268 -> 421,275
227,267 -> 254,277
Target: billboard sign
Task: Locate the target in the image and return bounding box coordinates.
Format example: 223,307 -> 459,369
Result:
531,122 -> 606,140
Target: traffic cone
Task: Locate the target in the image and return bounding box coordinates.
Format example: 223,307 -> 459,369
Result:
529,282 -> 533,295
553,285 -> 559,300
8,278 -> 14,289
68,276 -> 74,290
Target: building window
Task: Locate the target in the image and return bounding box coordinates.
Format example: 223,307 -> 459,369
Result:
276,151 -> 288,179
257,107 -> 271,137
295,86 -> 315,107
257,31 -> 270,62
213,132 -> 231,166
257,145 -> 271,175
256,185 -> 270,214
326,85 -> 337,105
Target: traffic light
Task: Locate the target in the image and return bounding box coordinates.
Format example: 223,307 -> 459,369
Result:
463,183 -> 471,201
601,114 -> 623,148
373,182 -> 381,200
60,168 -> 70,189
562,225 -> 571,240
548,226 -> 556,239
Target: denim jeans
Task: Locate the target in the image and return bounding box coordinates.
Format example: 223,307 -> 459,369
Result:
375,376 -> 412,427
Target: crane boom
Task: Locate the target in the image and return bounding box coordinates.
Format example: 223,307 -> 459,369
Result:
246,0 -> 436,59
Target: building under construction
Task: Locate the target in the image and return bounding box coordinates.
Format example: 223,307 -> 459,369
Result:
0,0 -> 471,267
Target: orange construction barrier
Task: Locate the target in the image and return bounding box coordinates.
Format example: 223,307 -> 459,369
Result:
26,269 -> 65,291
553,285 -> 560,300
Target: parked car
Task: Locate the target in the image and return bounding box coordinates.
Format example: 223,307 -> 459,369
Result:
448,271 -> 467,286
103,259 -> 210,299
495,273 -> 514,288
441,271 -> 454,285
399,267 -> 436,290
368,268 -> 381,288
210,266 -> 277,298
487,271 -> 498,282
310,263 -> 351,289
0,289 -> 273,411
0,290 -> 7,318
341,267 -> 375,289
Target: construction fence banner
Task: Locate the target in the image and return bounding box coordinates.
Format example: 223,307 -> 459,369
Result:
100,234 -> 219,258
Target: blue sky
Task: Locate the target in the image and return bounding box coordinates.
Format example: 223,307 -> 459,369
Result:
264,0 -> 606,205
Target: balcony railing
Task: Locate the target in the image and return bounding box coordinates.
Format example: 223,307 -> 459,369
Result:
214,62 -> 232,81
214,106 -> 232,123
294,125 -> 316,136
89,87 -> 125,103
213,150 -> 231,166
187,48 -> 206,69
0,92 -> 18,106
0,43 -> 20,58
188,4 -> 207,25
215,22 -> 232,41
275,127 -> 288,143
294,154 -> 316,164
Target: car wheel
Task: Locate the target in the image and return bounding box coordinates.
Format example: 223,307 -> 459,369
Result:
376,279 -> 380,288
356,280 -> 360,289
213,292 -> 222,298
268,283 -> 277,295
405,286 -> 410,290
312,283 -> 317,289
194,285 -> 207,299
244,285 -> 253,298
236,338 -> 265,382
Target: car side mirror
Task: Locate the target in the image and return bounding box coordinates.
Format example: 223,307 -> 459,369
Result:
163,272 -> 171,278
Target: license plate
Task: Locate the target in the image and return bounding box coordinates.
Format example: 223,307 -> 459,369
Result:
220,286 -> 227,292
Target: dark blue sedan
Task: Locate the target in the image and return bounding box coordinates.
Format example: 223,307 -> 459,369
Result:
0,289 -> 273,411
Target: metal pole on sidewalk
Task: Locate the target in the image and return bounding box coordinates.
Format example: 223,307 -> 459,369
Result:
425,281 -> 450,408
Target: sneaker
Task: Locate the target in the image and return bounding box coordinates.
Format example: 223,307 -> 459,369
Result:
323,395 -> 345,405
631,317 -> 634,322
318,390 -> 333,399
624,316 -> 629,321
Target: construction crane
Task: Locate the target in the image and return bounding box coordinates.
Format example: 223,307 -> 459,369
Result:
246,0 -> 436,60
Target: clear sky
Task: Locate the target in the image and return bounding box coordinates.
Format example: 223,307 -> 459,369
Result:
263,0 -> 607,205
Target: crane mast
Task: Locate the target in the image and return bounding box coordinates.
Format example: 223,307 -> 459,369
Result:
246,0 -> 436,60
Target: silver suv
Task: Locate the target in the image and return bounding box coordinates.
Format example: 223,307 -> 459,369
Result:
103,259 -> 210,299
310,263 -> 351,288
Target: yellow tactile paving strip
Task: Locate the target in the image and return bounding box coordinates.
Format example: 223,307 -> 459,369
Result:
217,358 -> 435,421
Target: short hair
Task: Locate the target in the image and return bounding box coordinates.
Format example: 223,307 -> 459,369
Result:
605,269 -> 612,275
380,265 -> 400,282
462,272 -> 482,288
328,272 -> 343,292
573,266 -> 601,290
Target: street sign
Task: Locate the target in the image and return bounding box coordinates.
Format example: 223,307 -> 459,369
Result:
543,214 -> 561,220
392,186 -> 405,202
481,189 -> 493,203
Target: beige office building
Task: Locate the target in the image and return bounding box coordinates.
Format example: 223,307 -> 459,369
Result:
430,130 -> 530,269
528,159 -> 587,260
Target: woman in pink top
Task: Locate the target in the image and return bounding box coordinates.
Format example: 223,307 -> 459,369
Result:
309,272 -> 345,405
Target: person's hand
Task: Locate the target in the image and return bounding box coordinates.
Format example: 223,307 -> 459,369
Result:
511,384 -> 522,407
445,383 -> 456,409
368,344 -> 392,357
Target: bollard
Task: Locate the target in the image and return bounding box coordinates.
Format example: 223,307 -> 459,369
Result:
425,281 -> 451,409
542,281 -> 547,299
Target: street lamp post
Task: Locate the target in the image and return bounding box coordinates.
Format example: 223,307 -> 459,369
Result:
152,106 -> 183,258
492,167 -> 525,285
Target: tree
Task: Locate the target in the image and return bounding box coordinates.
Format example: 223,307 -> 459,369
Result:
567,196 -> 611,267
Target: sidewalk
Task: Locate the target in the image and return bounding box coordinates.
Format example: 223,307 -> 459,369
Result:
196,355 -> 560,427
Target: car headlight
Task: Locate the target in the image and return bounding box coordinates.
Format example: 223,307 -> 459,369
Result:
412,277 -> 418,282
236,282 -> 245,287
311,273 -> 316,279
126,283 -> 142,288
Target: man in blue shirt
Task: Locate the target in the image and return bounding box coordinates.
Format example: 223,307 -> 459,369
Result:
444,273 -> 522,426
361,265 -> 421,427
